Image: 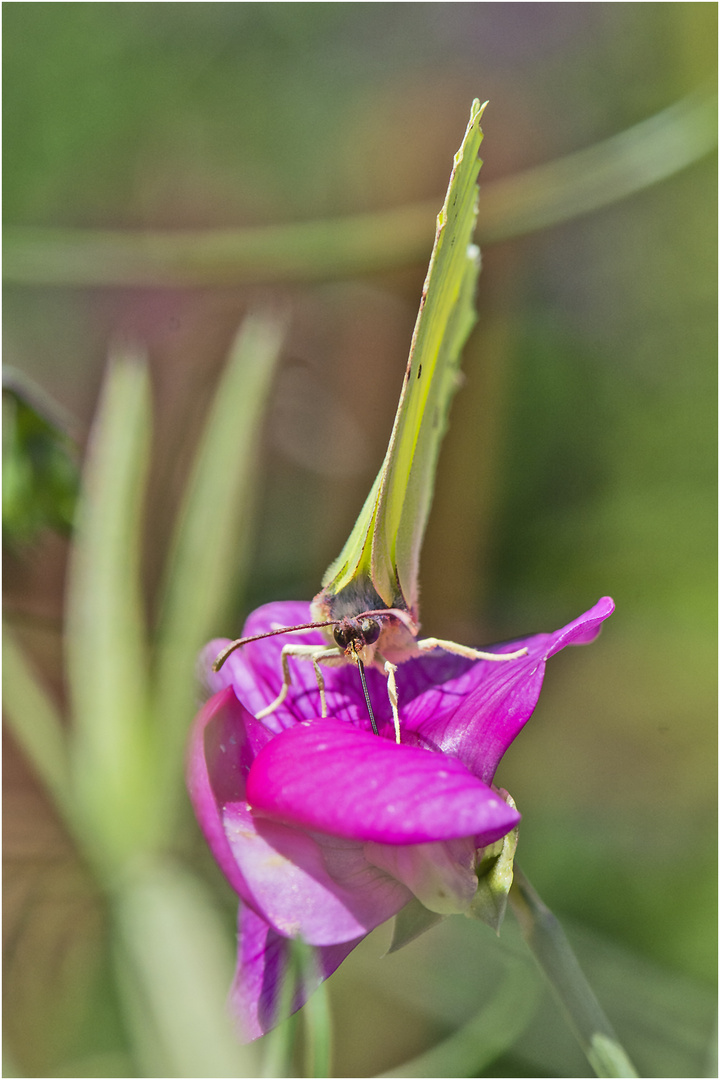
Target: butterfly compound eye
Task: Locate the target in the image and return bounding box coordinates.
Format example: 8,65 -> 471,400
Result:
359,617 -> 381,645
333,623 -> 354,649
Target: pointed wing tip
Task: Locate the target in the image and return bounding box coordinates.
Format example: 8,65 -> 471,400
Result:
471,100 -> 489,123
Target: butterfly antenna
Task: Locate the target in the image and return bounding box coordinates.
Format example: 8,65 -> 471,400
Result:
212,620 -> 337,671
353,650 -> 378,736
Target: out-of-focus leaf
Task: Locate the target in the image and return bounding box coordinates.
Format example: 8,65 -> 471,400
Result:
65,351 -> 154,873
479,90 -> 718,242
113,859 -> 258,1079
2,370 -> 80,547
2,626 -> 72,824
380,957 -> 537,1078
3,93 -> 715,287
152,313 -> 283,833
2,849 -> 116,1079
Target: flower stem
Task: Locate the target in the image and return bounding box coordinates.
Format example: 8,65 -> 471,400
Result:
509,865 -> 639,1079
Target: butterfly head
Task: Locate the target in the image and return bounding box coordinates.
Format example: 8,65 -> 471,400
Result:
313,588 -> 420,667
332,614 -> 382,663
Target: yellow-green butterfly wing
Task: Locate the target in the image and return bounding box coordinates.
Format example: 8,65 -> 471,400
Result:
317,99 -> 486,621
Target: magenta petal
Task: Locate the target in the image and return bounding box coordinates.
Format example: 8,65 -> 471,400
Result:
201,602 -> 326,729
229,904 -> 361,1042
405,597 -> 615,783
186,687 -> 259,905
201,639 -> 283,728
544,595 -> 615,655
222,802 -> 410,944
190,596 -> 615,1039
246,721 -> 521,845
189,690 -> 408,942
205,602 -> 329,723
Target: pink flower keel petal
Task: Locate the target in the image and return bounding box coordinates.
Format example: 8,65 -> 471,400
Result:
246,720 -> 521,845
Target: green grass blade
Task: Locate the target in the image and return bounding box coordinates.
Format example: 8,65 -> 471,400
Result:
479,89 -> 717,243
2,626 -> 72,824
260,939 -> 318,1079
303,976 -> 332,1078
3,93 -> 714,287
152,313 -> 284,831
113,859 -> 258,1078
65,350 -> 153,872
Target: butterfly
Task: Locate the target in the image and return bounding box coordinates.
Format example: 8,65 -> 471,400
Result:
213,100 -> 526,740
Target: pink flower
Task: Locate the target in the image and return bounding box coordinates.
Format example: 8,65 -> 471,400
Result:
187,597 -> 614,1040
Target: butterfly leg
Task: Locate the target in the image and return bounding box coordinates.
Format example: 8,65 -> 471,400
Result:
416,638 -> 528,662
311,649 -> 354,718
311,655 -> 327,717
256,644 -> 340,720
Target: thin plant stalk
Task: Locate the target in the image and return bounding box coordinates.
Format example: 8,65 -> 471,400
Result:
509,865 -> 639,1079
302,977 -> 332,1079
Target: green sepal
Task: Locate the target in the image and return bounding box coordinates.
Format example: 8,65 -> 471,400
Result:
388,896 -> 445,954
467,789 -> 520,934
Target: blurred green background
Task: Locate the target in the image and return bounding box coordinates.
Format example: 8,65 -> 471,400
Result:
3,4 -> 716,1077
